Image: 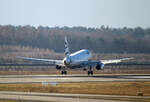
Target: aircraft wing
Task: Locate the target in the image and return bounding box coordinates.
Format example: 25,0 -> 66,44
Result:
16,56 -> 64,66
75,58 -> 133,68
100,58 -> 134,64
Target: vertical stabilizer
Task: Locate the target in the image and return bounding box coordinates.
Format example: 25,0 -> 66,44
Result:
65,36 -> 70,56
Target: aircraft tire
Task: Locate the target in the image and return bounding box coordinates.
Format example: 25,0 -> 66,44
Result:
61,71 -> 64,75
61,70 -> 67,75
91,71 -> 93,75
88,71 -> 90,75
88,71 -> 93,75
64,71 -> 67,75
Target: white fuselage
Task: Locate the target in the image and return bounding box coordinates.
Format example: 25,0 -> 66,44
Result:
63,49 -> 92,67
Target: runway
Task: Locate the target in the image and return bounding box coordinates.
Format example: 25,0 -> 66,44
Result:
0,74 -> 150,84
0,75 -> 150,102
0,91 -> 135,102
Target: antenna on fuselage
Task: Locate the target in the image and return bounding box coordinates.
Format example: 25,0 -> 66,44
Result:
65,36 -> 70,56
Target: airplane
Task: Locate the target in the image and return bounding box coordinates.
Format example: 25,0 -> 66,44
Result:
17,36 -> 133,75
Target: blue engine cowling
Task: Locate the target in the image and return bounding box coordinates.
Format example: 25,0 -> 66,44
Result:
95,63 -> 104,70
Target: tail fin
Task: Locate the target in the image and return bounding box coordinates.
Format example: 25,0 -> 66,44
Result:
65,36 -> 70,56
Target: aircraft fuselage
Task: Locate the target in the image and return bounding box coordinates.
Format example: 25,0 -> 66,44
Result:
63,49 -> 92,67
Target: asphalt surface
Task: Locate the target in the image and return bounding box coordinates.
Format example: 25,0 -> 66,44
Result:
0,75 -> 150,102
0,91 -> 135,102
0,74 -> 150,84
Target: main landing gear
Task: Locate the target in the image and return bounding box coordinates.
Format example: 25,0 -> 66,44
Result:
61,67 -> 67,75
61,70 -> 67,75
88,66 -> 93,75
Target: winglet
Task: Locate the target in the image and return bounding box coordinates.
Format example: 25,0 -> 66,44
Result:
65,36 -> 70,56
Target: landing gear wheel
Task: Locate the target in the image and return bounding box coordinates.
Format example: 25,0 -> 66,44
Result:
64,71 -> 67,75
88,71 -> 90,75
87,66 -> 93,76
61,70 -> 67,75
87,71 -> 93,75
61,71 -> 64,75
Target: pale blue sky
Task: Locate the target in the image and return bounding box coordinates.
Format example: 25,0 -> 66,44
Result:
0,0 -> 150,28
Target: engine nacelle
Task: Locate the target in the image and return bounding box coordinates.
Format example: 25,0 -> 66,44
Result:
95,63 -> 104,70
56,65 -> 61,70
64,57 -> 71,65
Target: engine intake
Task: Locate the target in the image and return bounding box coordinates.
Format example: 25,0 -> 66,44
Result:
64,57 -> 71,65
95,63 -> 104,70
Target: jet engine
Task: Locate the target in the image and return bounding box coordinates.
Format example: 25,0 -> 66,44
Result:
95,63 -> 104,70
64,57 -> 71,65
56,65 -> 61,70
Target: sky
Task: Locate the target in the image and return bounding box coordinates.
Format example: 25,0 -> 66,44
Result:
0,0 -> 150,28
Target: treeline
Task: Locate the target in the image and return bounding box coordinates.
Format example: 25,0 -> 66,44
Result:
0,45 -> 64,63
0,25 -> 150,53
